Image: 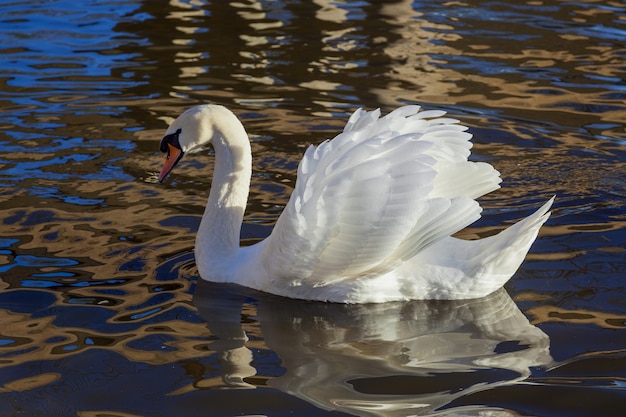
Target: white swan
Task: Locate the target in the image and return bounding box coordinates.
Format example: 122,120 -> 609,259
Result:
158,104 -> 553,303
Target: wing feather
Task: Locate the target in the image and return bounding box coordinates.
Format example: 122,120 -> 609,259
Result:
261,106 -> 502,288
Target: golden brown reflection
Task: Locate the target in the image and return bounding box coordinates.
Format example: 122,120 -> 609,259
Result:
0,373 -> 60,392
373,1 -> 626,128
0,162 -> 207,368
0,286 -> 209,368
528,305 -> 626,329
77,412 -> 144,417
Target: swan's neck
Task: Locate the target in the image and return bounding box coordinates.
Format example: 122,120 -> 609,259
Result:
196,111 -> 251,263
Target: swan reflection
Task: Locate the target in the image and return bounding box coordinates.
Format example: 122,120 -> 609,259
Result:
193,282 -> 552,416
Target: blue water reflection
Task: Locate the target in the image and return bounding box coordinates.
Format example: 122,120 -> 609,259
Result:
1,0 -> 145,89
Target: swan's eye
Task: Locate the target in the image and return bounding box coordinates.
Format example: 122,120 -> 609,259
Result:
160,128 -> 182,153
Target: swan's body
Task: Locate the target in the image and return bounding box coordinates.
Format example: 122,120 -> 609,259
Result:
158,104 -> 553,303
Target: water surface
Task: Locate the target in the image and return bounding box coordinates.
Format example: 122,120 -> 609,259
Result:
1,0 -> 625,416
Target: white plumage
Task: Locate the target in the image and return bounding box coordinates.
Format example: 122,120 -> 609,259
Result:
158,104 -> 553,303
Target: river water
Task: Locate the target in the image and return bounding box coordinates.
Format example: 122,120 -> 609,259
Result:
1,0 -> 625,416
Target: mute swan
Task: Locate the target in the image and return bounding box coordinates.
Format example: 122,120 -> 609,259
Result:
158,104 -> 553,303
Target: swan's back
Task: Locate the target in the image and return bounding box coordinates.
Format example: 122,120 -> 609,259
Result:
245,105 -> 537,302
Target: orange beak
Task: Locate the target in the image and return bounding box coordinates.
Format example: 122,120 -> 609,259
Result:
158,144 -> 183,182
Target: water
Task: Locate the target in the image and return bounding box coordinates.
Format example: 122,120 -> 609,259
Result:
1,0 -> 625,415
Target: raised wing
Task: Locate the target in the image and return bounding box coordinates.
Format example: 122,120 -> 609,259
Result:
260,106 -> 501,288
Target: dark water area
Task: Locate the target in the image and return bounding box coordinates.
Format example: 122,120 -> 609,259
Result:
1,0 -> 625,416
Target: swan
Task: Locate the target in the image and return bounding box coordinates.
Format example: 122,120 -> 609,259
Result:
158,104 -> 553,303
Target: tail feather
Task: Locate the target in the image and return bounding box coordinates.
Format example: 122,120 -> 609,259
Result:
403,197 -> 554,299
470,196 -> 554,278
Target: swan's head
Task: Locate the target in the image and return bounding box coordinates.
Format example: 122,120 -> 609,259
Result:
158,105 -> 219,182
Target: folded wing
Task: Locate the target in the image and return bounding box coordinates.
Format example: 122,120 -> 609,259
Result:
261,106 -> 502,288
